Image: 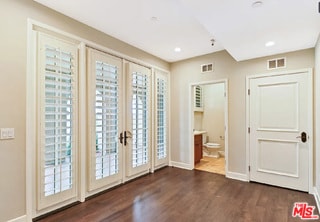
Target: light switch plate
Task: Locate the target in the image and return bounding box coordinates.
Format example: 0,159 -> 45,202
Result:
0,128 -> 14,140
7,128 -> 14,139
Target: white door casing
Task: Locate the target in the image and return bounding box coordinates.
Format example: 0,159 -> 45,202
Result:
248,69 -> 313,192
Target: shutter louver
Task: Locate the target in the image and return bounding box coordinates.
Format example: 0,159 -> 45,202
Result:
43,44 -> 75,197
156,78 -> 167,160
132,72 -> 149,168
95,61 -> 120,179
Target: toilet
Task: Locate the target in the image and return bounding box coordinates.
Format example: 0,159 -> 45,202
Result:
204,142 -> 221,158
202,134 -> 221,158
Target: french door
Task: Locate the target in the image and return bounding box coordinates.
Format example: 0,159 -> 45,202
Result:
33,30 -> 168,217
126,63 -> 152,177
87,49 -> 124,191
87,49 -> 152,192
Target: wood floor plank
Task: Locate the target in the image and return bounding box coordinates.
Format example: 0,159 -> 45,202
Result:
36,167 -> 319,222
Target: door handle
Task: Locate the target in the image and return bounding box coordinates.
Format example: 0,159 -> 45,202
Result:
119,132 -> 124,144
296,132 -> 307,143
124,131 -> 132,146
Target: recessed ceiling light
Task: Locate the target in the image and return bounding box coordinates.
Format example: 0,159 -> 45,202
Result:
265,41 -> 275,47
252,1 -> 263,8
174,47 -> 181,52
150,16 -> 158,22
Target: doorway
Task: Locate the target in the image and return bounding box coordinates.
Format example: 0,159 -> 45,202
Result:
246,69 -> 313,192
190,80 -> 229,175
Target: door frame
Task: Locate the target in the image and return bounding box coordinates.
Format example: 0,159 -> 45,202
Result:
189,79 -> 229,173
246,68 -> 313,193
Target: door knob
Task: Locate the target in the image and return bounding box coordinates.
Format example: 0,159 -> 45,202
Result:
296,132 -> 307,143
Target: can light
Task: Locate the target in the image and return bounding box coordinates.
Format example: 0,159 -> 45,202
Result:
252,1 -> 263,8
174,47 -> 181,52
265,41 -> 275,47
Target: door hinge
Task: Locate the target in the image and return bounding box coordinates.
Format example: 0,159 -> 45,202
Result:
248,89 -> 250,95
248,127 -> 250,134
248,166 -> 251,172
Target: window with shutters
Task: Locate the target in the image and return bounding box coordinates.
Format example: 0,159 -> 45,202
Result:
87,49 -> 123,192
37,33 -> 78,209
154,71 -> 169,167
156,78 -> 167,160
132,72 -> 149,168
94,61 -> 119,179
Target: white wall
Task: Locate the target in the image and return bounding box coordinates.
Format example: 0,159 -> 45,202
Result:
315,35 -> 320,198
202,83 -> 225,149
170,49 -> 315,174
194,112 -> 203,130
0,0 -> 169,221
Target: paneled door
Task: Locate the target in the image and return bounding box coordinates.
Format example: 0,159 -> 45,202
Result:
249,69 -> 312,192
126,63 -> 152,178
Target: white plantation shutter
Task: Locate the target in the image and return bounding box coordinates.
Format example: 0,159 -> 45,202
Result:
87,49 -> 123,192
126,63 -> 151,177
38,33 -> 78,209
155,71 -> 169,167
95,61 -> 120,179
132,71 -> 150,167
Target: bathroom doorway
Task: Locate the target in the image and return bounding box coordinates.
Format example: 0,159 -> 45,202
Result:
190,80 -> 228,175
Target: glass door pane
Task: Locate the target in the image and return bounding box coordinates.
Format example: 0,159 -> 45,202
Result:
126,63 -> 151,177
155,70 -> 169,167
87,49 -> 123,192
38,33 -> 78,210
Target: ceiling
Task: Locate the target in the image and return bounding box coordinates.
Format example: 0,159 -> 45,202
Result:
34,0 -> 320,62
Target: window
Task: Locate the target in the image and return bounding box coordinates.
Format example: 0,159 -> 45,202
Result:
87,49 -> 123,192
156,78 -> 167,160
154,70 -> 169,167
37,33 -> 78,209
94,61 -> 120,179
132,72 -> 150,167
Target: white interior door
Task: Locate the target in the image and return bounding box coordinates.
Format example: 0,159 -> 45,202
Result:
126,63 -> 152,178
249,70 -> 312,192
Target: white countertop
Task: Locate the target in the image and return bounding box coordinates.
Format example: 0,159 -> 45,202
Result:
193,130 -> 207,135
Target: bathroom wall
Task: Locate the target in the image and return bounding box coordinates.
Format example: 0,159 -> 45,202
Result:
194,112 -> 203,130
202,83 -> 225,150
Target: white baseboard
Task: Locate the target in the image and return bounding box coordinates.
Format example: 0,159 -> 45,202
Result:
226,171 -> 249,182
170,161 -> 193,170
7,215 -> 27,222
313,187 -> 320,212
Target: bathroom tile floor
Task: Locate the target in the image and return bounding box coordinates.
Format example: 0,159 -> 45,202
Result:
195,156 -> 225,175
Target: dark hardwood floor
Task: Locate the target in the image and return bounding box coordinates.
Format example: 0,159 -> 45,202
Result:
37,167 -> 319,222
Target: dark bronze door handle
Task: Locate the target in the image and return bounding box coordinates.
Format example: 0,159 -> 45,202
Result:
296,132 -> 307,143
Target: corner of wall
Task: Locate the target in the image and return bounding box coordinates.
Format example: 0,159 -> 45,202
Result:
7,215 -> 27,222
314,33 -> 320,198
